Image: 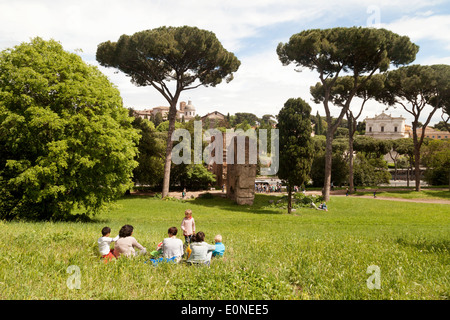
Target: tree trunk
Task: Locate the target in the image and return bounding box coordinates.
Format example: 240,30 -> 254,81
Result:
287,185 -> 292,214
412,124 -> 421,192
414,144 -> 421,192
323,130 -> 333,202
347,113 -> 358,194
161,99 -> 180,198
406,168 -> 409,187
394,160 -> 398,181
348,134 -> 354,193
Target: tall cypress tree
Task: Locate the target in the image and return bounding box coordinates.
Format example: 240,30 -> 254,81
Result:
315,111 -> 322,135
277,98 -> 314,213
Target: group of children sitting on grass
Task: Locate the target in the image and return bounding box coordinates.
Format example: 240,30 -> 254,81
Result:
97,209 -> 225,266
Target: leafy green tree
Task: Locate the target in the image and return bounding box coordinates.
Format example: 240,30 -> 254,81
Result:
0,38 -> 139,221
153,112 -> 163,127
441,102 -> 450,132
170,163 -> 216,190
312,74 -> 386,193
203,117 -> 211,130
351,136 -> 392,186
309,136 -> 348,188
261,114 -> 276,126
156,120 -> 183,132
356,121 -> 366,135
381,64 -> 450,191
129,112 -> 165,187
235,120 -> 251,131
310,153 -> 349,188
96,26 -> 240,197
353,136 -> 392,159
353,154 -> 391,187
234,112 -> 259,127
277,98 -> 314,213
277,27 -> 418,201
314,111 -> 323,136
421,139 -> 450,188
433,121 -> 448,131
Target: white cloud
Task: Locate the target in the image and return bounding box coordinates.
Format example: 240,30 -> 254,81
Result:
381,14 -> 450,50
420,56 -> 450,65
0,0 -> 448,126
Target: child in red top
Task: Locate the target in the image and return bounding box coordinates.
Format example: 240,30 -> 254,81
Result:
181,209 -> 195,244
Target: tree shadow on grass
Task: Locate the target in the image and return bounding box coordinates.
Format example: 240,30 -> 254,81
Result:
355,189 -> 450,200
395,237 -> 450,253
421,190 -> 450,200
189,193 -> 286,215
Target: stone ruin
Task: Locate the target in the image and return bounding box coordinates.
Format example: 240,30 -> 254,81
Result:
208,132 -> 257,205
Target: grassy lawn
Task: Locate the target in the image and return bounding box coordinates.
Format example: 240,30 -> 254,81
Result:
0,194 -> 448,300
354,189 -> 450,200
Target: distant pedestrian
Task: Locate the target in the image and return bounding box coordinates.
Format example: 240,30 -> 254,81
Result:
318,202 -> 328,211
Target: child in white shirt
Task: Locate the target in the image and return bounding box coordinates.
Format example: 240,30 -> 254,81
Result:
97,226 -> 119,262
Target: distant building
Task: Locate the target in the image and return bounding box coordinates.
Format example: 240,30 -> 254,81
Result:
364,112 -> 450,141
201,111 -> 226,122
133,108 -> 153,120
132,100 -> 196,121
364,112 -> 409,140
151,106 -> 171,119
423,127 -> 450,140
181,100 -> 196,120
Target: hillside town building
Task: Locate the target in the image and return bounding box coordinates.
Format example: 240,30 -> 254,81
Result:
133,100 -> 196,121
364,112 -> 450,140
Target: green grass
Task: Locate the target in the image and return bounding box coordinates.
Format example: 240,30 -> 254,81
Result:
0,194 -> 449,300
355,189 -> 450,200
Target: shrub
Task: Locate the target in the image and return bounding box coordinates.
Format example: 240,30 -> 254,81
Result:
0,38 -> 139,220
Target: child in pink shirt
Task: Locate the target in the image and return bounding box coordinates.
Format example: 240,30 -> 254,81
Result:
181,209 -> 195,244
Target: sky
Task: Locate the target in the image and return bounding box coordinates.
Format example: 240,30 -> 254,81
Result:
1,0 -> 449,126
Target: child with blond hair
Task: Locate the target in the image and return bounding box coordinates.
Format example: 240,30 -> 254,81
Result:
212,234 -> 225,257
181,209 -> 195,244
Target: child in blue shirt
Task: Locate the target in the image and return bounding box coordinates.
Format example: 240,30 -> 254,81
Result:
212,234 -> 225,257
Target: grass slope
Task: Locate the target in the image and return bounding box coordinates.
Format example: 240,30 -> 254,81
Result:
0,194 -> 448,300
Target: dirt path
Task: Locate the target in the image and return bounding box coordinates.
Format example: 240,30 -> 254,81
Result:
131,189 -> 450,205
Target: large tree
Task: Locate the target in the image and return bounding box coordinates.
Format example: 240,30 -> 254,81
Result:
277,98 -> 314,213
311,74 -> 386,193
277,27 -> 418,201
0,38 -> 139,221
96,26 -> 240,197
381,64 -> 450,191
